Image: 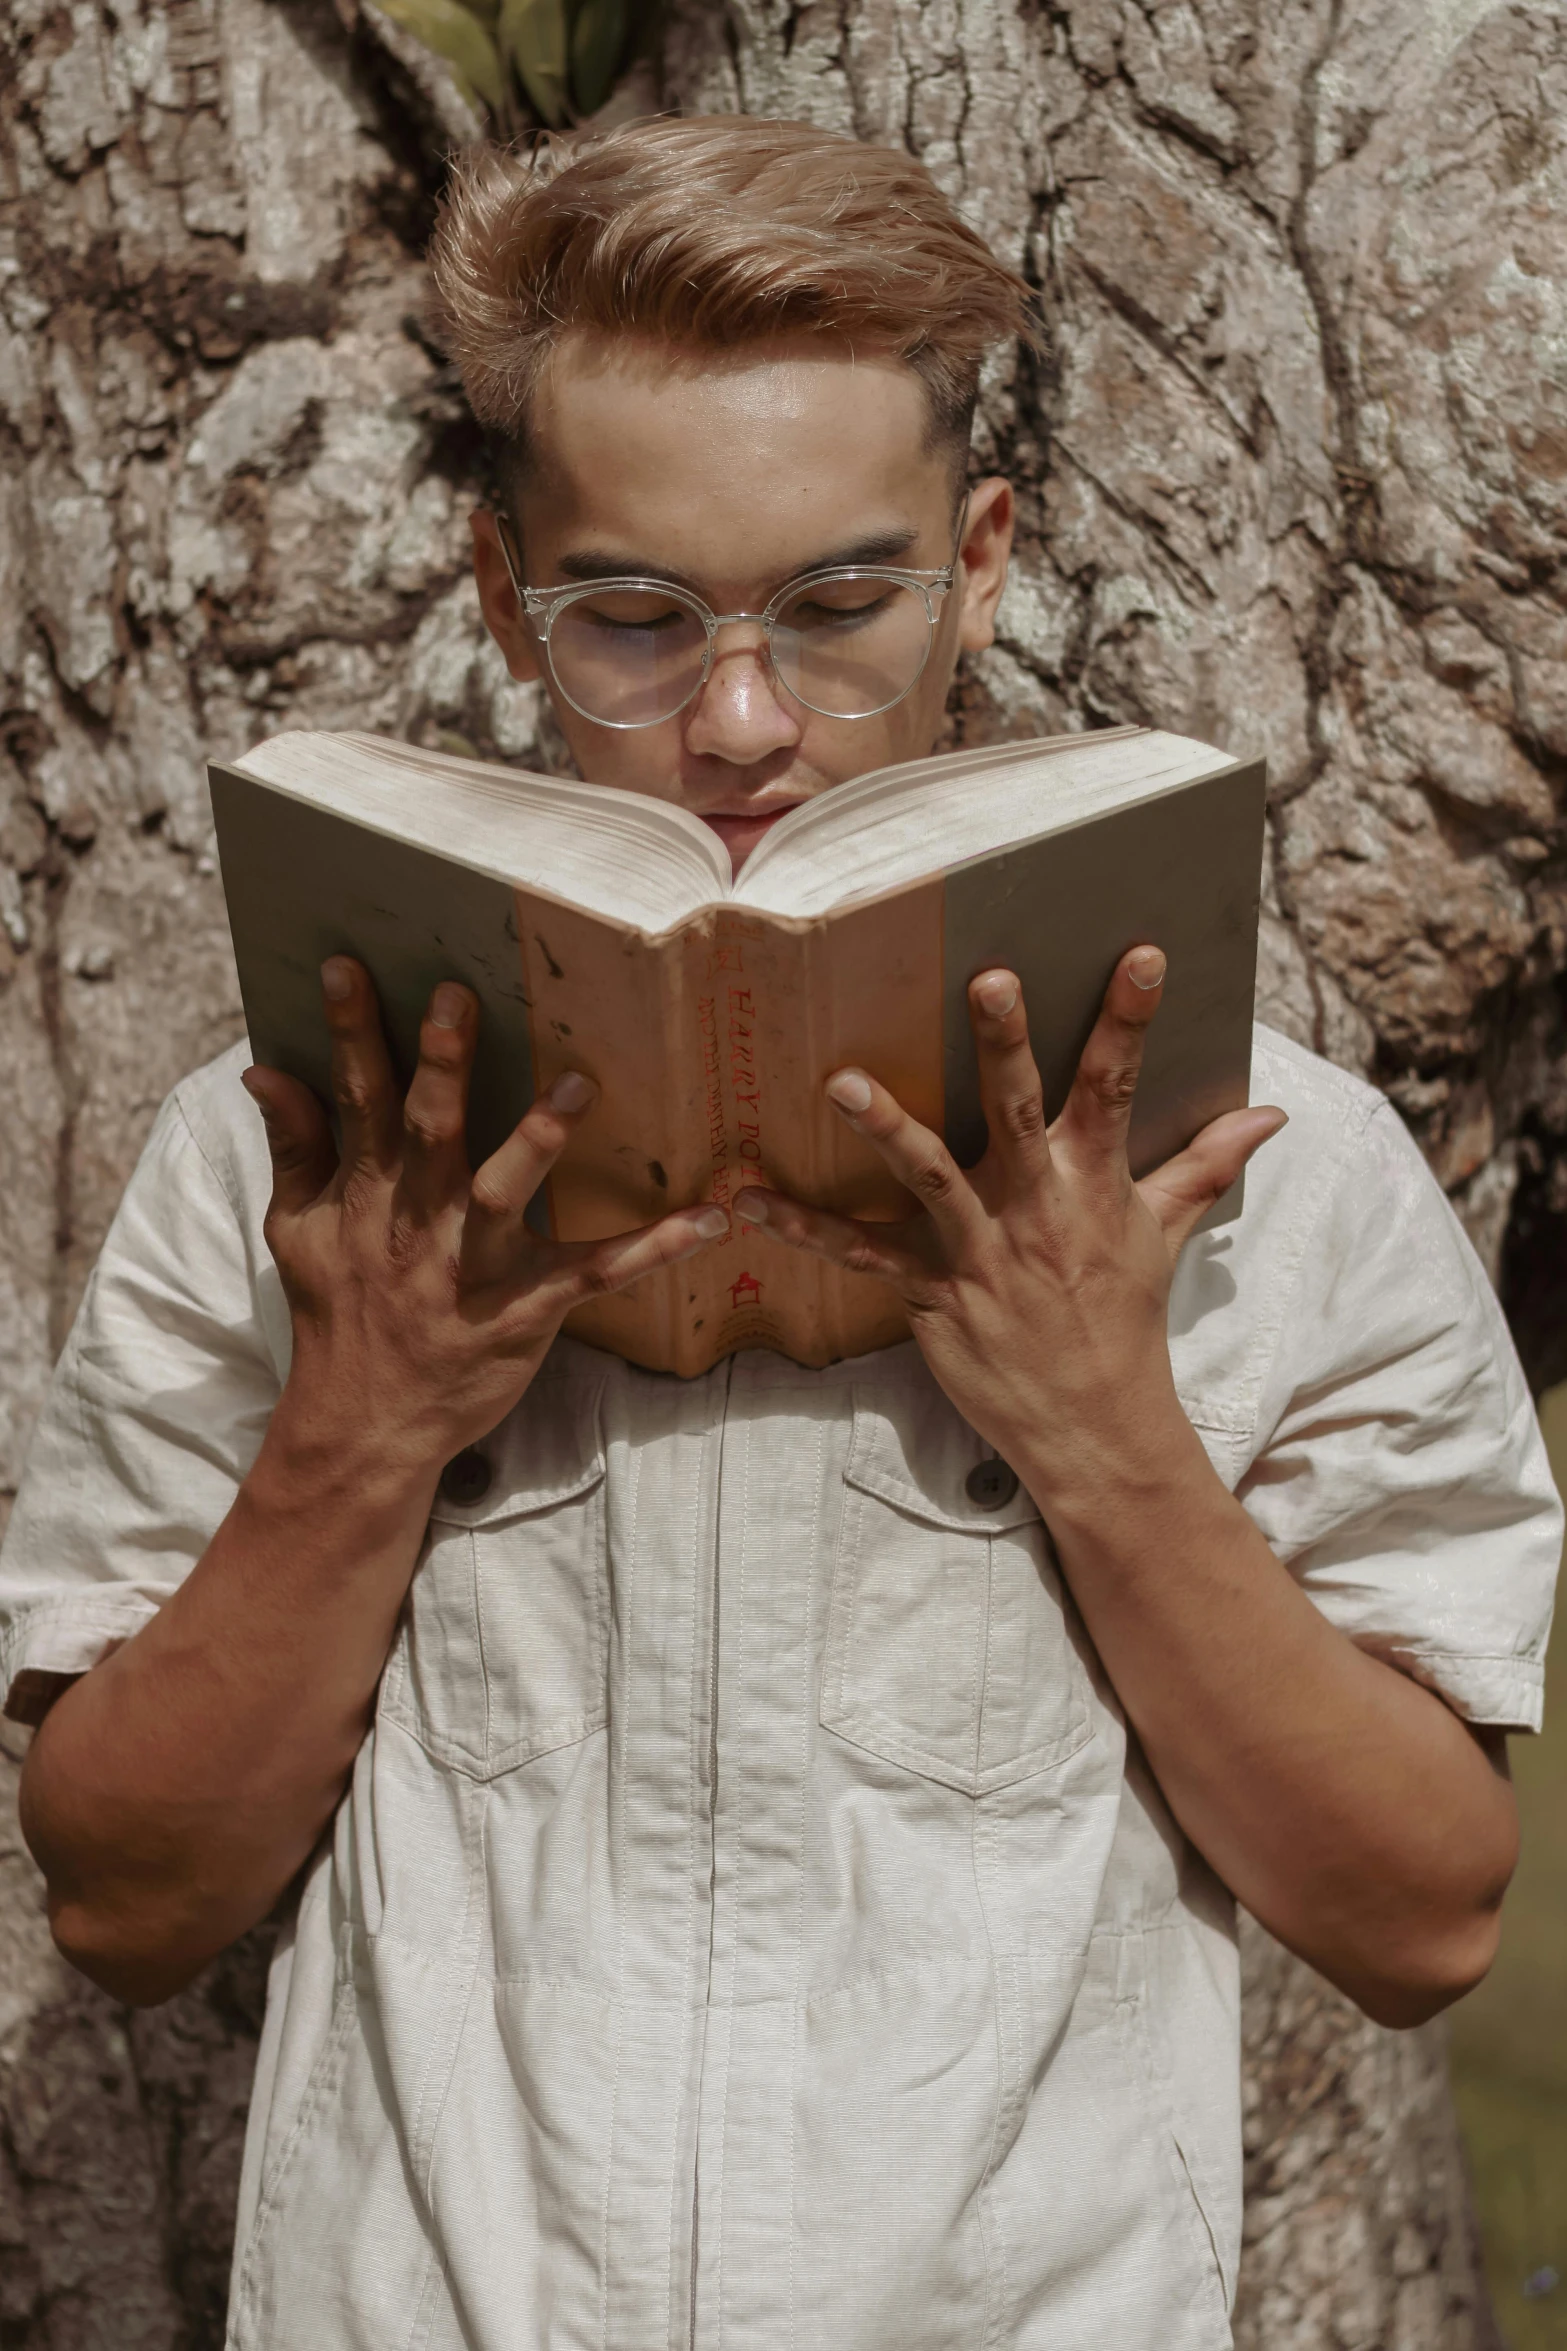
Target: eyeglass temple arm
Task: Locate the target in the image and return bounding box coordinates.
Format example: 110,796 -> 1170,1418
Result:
492,510 -> 536,614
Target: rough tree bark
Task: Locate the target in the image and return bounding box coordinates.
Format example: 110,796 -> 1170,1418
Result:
1,0 -> 1560,2341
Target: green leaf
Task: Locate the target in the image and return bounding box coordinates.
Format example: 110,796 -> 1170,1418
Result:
374,0 -> 507,111
450,0 -> 501,21
569,0 -> 629,116
499,0 -> 571,125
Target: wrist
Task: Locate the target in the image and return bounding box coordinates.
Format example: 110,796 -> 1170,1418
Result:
1007,1379 -> 1218,1533
252,1383 -> 444,1539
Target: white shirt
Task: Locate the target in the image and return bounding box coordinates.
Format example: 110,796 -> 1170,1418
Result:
0,1025 -> 1557,2351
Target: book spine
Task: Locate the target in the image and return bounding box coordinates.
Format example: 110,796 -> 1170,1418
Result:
515,881 -> 943,1377
689,909 -> 812,1367
657,886 -> 945,1373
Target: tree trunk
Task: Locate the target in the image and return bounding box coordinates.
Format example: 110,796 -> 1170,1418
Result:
1233,1917 -> 1504,2351
2,0 -> 1561,2340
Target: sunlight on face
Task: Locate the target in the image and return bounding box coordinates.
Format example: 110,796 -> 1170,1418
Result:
471,332 -> 1013,867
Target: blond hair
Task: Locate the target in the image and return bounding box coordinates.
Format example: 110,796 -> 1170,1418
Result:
429,115 -> 1034,479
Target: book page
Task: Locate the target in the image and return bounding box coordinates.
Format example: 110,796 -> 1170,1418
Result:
233,729 -> 732,930
732,728 -> 1237,917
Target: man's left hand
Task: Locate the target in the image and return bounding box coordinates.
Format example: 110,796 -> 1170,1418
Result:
733,946 -> 1285,1503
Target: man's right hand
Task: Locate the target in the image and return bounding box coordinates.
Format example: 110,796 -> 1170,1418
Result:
245,956 -> 726,1474
19,960 -> 724,2006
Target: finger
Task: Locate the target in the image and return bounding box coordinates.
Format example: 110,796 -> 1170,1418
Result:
545,1202 -> 730,1310
733,1185 -> 920,1289
968,968 -> 1053,1184
1138,1105 -> 1288,1256
822,1069 -> 975,1247
241,1065 -> 336,1216
321,957 -> 401,1179
397,982 -> 478,1221
457,1070 -> 600,1284
1052,945 -> 1167,1171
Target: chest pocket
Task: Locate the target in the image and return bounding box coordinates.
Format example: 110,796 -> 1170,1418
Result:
377,1373 -> 608,1780
820,1378 -> 1095,1797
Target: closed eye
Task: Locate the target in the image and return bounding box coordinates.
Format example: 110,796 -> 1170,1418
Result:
786,585 -> 901,630
566,589 -> 702,640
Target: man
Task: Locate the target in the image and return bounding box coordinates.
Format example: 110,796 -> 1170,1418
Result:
1,116 -> 1558,2351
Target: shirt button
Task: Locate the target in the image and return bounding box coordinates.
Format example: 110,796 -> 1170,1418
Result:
964,1458 -> 1019,1510
439,1449 -> 492,1506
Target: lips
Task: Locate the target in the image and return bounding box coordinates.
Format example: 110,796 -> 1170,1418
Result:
700,804 -> 802,868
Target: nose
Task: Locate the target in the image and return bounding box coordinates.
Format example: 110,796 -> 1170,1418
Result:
682,628 -> 801,762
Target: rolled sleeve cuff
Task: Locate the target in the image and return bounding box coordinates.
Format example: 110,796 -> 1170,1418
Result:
0,1594 -> 162,1726
1364,1638 -> 1546,1735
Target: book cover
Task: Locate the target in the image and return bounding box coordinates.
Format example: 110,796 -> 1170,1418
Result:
210,743 -> 1265,1376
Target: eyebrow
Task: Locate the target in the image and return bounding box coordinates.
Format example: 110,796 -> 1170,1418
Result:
554,525 -> 925,590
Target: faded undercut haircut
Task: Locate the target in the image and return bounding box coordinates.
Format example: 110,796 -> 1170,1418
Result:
429,114 -> 1036,496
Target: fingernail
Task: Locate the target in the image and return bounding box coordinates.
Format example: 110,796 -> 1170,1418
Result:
1128,948 -> 1166,992
321,957 -> 354,1002
690,1205 -> 729,1239
975,971 -> 1018,1017
735,1191 -> 769,1225
240,1068 -> 270,1117
431,982 -> 468,1029
547,1071 -> 594,1113
826,1070 -> 873,1116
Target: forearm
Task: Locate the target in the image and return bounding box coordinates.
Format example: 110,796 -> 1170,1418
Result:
1019,1397 -> 1517,2026
19,1399 -> 440,2005
17,962 -> 720,2009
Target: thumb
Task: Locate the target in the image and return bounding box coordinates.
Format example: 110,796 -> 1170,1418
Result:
1138,1106 -> 1288,1258
241,1065 -> 337,1215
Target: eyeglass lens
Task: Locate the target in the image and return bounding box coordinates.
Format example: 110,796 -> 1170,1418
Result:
547,587 -> 709,728
544,574 -> 935,727
771,575 -> 934,719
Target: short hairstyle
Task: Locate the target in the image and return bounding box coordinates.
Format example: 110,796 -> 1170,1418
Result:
429,114 -> 1035,489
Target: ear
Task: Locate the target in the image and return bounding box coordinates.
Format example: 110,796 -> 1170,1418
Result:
471,509 -> 544,684
954,476 -> 1013,657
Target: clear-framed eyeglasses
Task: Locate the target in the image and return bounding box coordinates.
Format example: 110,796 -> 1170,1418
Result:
494,509 -> 965,730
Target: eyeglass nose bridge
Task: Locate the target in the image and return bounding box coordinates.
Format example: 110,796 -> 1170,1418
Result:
704,610 -> 774,664
697,612 -> 787,705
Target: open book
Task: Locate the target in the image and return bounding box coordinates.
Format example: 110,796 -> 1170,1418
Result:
210,726 -> 1265,1375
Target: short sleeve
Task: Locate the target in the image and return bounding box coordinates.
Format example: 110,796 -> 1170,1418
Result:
0,1064 -> 284,1724
1238,1100 -> 1559,1732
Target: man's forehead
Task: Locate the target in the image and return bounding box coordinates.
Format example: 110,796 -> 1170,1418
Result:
526,333 -> 938,485
538,326 -> 928,420
515,332 -> 955,577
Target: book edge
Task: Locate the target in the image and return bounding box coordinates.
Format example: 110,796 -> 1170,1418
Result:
211,741 -> 1263,951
